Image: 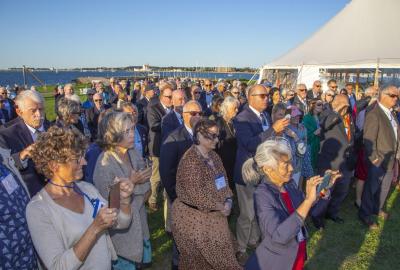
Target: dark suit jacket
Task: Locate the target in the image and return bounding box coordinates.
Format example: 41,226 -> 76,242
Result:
364,104 -> 398,171
0,119 -> 50,196
160,125 -> 193,202
245,178 -> 307,270
233,104 -> 274,185
85,105 -> 110,139
292,95 -> 308,114
136,123 -> 149,157
161,111 -> 182,143
199,89 -> 218,111
147,101 -> 167,157
318,110 -> 355,172
2,98 -> 17,122
306,90 -> 321,100
137,97 -> 150,128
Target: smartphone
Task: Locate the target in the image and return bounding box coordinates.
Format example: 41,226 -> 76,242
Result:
317,172 -> 331,194
108,182 -> 121,209
285,108 -> 292,120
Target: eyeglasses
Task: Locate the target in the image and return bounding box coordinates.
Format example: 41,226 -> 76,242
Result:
316,103 -> 323,107
298,89 -> 307,92
251,93 -> 269,99
385,93 -> 399,99
205,84 -> 212,87
204,132 -> 219,141
315,85 -> 322,87
232,92 -> 240,95
163,95 -> 173,99
326,94 -> 334,97
94,99 -> 103,102
183,111 -> 202,116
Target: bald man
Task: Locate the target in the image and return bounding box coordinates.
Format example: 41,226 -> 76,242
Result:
161,90 -> 186,142
311,94 -> 355,229
160,101 -> 202,269
233,84 -> 290,263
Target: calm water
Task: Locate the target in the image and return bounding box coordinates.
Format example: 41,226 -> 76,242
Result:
0,70 -> 259,87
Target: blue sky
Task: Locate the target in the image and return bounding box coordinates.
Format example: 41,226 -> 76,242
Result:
0,0 -> 349,68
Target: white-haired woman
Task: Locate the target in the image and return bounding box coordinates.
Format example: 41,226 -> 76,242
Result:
211,96 -> 240,190
243,138 -> 340,270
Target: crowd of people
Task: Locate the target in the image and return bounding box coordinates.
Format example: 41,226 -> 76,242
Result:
0,76 -> 399,270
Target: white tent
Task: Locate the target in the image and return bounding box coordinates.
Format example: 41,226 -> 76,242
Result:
259,0 -> 400,88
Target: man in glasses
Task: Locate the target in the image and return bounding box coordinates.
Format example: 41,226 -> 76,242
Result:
161,89 -> 186,144
199,79 -> 218,111
147,83 -> 173,211
233,84 -> 290,264
307,80 -> 323,100
160,101 -> 202,270
359,85 -> 399,229
293,83 -> 309,114
327,79 -> 339,94
86,92 -> 110,140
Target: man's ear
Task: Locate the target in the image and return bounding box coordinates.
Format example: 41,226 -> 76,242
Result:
15,106 -> 23,117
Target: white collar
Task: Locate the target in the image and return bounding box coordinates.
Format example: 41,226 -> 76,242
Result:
378,102 -> 393,119
160,101 -> 169,111
25,122 -> 44,134
248,105 -> 263,118
184,125 -> 193,136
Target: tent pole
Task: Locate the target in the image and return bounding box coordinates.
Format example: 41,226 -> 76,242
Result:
374,58 -> 380,88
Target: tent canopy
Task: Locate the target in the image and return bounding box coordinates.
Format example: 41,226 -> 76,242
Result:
263,0 -> 400,69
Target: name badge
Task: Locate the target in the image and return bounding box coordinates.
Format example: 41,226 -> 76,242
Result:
92,198 -> 106,218
215,175 -> 226,190
1,174 -> 18,195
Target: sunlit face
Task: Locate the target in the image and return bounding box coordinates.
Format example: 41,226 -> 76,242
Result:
249,86 -> 269,112
198,126 -> 219,151
263,154 -> 293,185
53,155 -> 87,182
17,99 -> 45,129
272,91 -> 281,104
225,102 -> 239,120
328,82 -> 338,93
297,86 -> 307,99
380,87 -> 399,109
118,121 -> 135,149
0,88 -> 7,100
160,88 -> 173,107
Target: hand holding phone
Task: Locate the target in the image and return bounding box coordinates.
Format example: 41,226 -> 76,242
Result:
108,182 -> 121,210
317,172 -> 331,194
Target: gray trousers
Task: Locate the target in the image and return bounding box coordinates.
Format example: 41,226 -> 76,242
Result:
235,184 -> 260,252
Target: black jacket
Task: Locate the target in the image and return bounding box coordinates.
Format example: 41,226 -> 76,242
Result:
318,110 -> 355,172
147,101 -> 167,157
160,125 -> 193,202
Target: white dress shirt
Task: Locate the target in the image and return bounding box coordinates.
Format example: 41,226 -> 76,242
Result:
378,102 -> 398,140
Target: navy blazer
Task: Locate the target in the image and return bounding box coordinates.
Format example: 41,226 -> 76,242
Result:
159,125 -> 193,202
0,118 -> 50,196
233,104 -> 274,185
199,89 -> 218,111
136,97 -> 149,128
245,179 -> 307,270
161,111 -> 182,143
136,123 -> 149,157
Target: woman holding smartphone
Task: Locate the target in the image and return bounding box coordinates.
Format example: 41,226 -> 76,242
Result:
26,126 -> 134,270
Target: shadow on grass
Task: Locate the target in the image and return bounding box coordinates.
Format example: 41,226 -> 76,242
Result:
367,188 -> 399,270
305,188 -> 370,270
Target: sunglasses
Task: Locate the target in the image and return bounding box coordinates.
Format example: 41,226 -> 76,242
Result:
251,93 -> 269,99
184,111 -> 202,116
205,84 -> 212,87
94,99 -> 103,102
298,89 -> 307,92
315,85 -> 322,87
385,93 -> 399,99
326,94 -> 334,97
316,103 -> 323,106
232,92 -> 240,95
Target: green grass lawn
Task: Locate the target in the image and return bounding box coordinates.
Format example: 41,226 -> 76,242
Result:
39,84 -> 400,270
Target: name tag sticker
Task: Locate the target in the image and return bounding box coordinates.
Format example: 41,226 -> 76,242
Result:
1,174 -> 18,195
296,229 -> 306,242
92,198 -> 106,218
215,175 -> 226,190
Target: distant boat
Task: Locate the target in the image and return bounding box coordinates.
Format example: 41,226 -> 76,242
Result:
227,74 -> 233,77
148,72 -> 160,77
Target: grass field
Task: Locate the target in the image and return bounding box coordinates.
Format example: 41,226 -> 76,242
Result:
38,84 -> 400,270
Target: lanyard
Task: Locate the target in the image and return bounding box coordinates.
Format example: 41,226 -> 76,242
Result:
48,180 -> 97,210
